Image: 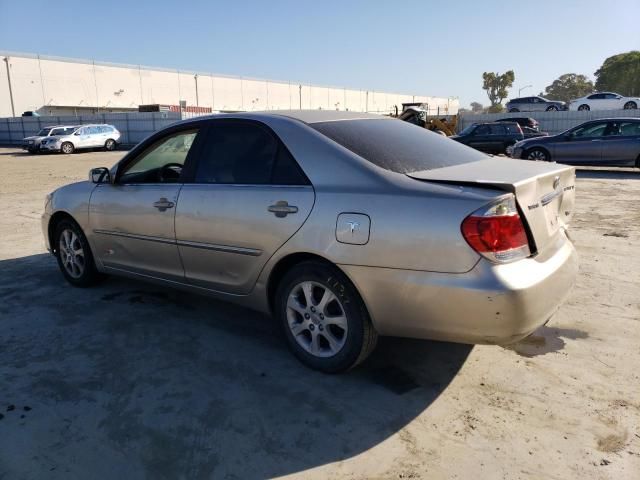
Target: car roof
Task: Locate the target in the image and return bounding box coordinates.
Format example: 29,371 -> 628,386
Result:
186,110 -> 389,126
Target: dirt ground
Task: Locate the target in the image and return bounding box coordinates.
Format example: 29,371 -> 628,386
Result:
0,146 -> 639,480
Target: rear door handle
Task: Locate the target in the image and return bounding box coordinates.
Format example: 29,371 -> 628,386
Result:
268,201 -> 298,217
153,198 -> 175,211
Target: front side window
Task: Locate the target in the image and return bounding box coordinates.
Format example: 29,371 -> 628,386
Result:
587,94 -> 603,100
475,125 -> 491,135
119,129 -> 199,184
51,127 -> 74,136
571,122 -> 608,138
194,122 -> 308,185
489,124 -> 506,135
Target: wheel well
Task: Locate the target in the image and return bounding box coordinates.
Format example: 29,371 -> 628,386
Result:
266,252 -> 337,313
48,211 -> 76,253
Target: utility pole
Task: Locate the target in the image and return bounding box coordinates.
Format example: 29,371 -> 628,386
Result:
194,74 -> 199,107
3,57 -> 16,117
518,84 -> 533,97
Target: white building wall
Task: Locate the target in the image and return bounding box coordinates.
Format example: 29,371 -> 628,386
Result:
0,52 -> 458,117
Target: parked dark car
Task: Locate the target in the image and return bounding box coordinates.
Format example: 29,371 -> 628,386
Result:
451,122 -> 524,154
511,118 -> 640,167
496,117 -> 539,131
505,96 -> 567,113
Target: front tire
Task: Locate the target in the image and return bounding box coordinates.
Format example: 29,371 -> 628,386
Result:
104,139 -> 117,151
275,261 -> 378,373
525,147 -> 550,162
546,105 -> 559,111
61,142 -> 75,154
509,108 -> 520,113
578,104 -> 590,111
624,101 -> 637,110
54,219 -> 104,287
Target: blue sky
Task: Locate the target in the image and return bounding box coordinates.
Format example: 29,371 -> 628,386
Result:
1,0 -> 639,108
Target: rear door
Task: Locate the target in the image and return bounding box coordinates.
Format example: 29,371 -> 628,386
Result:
599,121 -> 640,166
175,119 -> 315,294
553,121 -> 607,164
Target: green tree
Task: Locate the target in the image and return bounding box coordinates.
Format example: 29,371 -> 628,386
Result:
470,101 -> 484,113
488,104 -> 504,113
595,51 -> 640,96
482,71 -> 515,108
544,74 -> 594,102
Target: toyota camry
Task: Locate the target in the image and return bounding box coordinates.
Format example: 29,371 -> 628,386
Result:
42,111 -> 578,372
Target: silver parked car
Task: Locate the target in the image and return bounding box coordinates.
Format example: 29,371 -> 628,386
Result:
22,125 -> 78,153
40,124 -> 121,154
42,111 -> 578,372
505,96 -> 567,113
511,118 -> 640,166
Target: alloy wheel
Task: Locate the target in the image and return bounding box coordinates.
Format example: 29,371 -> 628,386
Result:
59,228 -> 85,279
527,149 -> 548,161
578,105 -> 589,111
286,281 -> 348,358
61,143 -> 74,154
624,102 -> 637,110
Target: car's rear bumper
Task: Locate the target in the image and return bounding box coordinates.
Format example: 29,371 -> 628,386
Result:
340,231 -> 577,345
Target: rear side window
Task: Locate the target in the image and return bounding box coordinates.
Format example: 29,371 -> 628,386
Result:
489,125 -> 506,134
311,118 -> 486,174
195,122 -> 308,185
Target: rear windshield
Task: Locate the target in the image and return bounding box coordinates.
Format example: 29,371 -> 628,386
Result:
311,118 -> 485,174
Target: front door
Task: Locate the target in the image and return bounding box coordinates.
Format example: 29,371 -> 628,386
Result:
175,119 -> 315,294
553,121 -> 607,164
89,127 -> 202,281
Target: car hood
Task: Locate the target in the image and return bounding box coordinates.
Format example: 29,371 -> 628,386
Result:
516,134 -> 559,147
23,135 -> 46,141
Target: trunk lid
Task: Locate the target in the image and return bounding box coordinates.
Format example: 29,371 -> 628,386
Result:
408,157 -> 576,255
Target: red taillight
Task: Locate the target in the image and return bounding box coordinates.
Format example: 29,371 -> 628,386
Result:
461,196 -> 531,263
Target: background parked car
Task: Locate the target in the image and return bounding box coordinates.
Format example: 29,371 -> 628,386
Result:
39,124 -> 121,154
505,96 -> 567,113
569,92 -> 640,111
511,118 -> 640,167
496,117 -> 539,131
22,126 -> 78,153
451,122 -> 524,154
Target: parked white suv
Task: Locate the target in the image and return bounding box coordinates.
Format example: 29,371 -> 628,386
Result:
22,125 -> 78,153
40,124 -> 121,154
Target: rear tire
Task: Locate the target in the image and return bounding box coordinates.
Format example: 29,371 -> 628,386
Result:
275,260 -> 378,373
104,139 -> 117,151
624,101 -> 637,110
525,147 -> 550,162
61,142 -> 75,154
53,219 -> 104,287
578,104 -> 590,111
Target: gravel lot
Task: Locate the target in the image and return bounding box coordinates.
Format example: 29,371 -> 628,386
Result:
0,147 -> 639,480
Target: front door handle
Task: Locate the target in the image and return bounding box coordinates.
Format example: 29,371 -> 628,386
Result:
153,198 -> 175,211
268,201 -> 298,218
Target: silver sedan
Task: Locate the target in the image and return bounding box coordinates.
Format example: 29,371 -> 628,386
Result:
42,111 -> 578,372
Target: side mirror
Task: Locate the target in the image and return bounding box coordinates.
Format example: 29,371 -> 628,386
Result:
90,167 -> 111,184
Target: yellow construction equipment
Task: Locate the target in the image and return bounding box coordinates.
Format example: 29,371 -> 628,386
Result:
393,103 -> 458,136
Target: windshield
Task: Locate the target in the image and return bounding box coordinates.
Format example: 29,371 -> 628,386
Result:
36,129 -> 51,136
458,124 -> 477,135
311,118 -> 486,174
51,127 -> 76,136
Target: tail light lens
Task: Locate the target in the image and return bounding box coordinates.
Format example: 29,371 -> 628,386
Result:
461,195 -> 531,263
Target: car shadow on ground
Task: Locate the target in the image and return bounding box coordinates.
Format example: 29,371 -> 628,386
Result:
0,253 -> 472,479
576,167 -> 640,180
